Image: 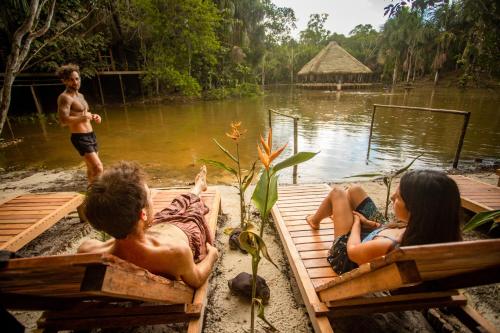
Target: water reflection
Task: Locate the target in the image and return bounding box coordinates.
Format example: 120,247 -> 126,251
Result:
1,86 -> 499,185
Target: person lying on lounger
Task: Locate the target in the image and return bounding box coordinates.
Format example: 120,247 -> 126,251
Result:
306,170 -> 462,274
78,162 -> 218,288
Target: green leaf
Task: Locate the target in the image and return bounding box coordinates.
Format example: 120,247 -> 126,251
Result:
223,227 -> 234,235
347,173 -> 384,178
213,138 -> 237,163
393,153 -> 423,177
251,169 -> 278,216
239,228 -> 278,269
272,151 -> 319,174
199,159 -> 237,176
254,298 -> 277,332
463,210 -> 500,232
242,161 -> 257,193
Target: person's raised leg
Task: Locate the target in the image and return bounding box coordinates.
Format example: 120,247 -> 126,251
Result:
191,165 -> 208,196
346,185 -> 369,211
307,187 -> 356,237
83,152 -> 103,184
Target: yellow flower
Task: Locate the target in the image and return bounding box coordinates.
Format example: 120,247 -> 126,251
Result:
257,129 -> 287,170
226,121 -> 247,142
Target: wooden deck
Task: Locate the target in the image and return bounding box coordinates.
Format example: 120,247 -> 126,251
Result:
0,192 -> 84,252
272,184 -> 335,333
450,175 -> 500,217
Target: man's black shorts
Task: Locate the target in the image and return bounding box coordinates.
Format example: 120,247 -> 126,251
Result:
70,132 -> 98,156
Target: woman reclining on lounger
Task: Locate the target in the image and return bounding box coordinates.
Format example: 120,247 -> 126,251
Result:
306,170 -> 462,275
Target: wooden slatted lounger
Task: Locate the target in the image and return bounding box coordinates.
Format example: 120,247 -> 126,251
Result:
450,175 -> 500,219
271,184 -> 500,333
0,192 -> 84,252
0,188 -> 221,333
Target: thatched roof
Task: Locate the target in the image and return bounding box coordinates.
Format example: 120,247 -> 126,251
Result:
298,42 -> 372,76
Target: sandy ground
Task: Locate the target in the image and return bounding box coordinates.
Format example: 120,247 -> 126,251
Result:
1,166 -> 499,332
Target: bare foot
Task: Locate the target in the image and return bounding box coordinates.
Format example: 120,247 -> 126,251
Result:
306,214 -> 320,230
192,165 -> 208,195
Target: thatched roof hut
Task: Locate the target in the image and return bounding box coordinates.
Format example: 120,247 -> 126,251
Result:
298,42 -> 373,84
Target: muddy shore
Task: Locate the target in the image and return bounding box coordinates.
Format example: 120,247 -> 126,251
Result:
1,166 -> 498,332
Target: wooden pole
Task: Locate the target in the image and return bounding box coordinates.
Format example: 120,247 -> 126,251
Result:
366,105 -> 377,160
30,85 -> 43,114
268,109 -> 272,129
293,117 -> 298,184
96,74 -> 105,105
453,112 -> 470,169
118,74 -> 126,104
6,117 -> 15,139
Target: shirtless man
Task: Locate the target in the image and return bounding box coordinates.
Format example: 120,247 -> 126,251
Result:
78,162 -> 219,288
56,64 -> 103,183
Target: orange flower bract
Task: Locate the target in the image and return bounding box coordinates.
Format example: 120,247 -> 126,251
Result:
257,129 -> 287,170
226,121 -> 247,142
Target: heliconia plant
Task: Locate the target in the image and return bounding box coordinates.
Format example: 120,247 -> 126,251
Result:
201,121 -> 256,228
239,128 -> 318,332
350,153 -> 423,219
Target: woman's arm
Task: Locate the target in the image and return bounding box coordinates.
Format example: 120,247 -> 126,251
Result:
346,216 -> 394,265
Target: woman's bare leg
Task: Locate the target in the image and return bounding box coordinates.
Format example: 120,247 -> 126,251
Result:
307,185 -> 370,237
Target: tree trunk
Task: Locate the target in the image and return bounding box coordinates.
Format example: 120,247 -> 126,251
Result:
0,0 -> 56,136
434,70 -> 439,86
392,57 -> 398,86
261,53 -> 266,86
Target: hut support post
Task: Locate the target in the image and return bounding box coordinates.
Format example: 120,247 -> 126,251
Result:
366,105 -> 377,161
97,74 -> 105,105
30,85 -> 43,114
118,74 -> 126,104
453,112 -> 470,169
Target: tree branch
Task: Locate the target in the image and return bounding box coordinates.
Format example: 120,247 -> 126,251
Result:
21,8 -> 95,71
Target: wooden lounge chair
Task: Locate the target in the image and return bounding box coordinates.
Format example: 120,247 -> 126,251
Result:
0,188 -> 221,332
0,192 -> 84,251
450,174 -> 500,214
271,184 -> 500,333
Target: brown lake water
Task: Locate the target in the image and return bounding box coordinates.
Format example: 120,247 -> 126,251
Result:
1,86 -> 499,185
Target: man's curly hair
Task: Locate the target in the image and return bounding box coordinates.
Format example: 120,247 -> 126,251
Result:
84,161 -> 148,239
55,63 -> 80,80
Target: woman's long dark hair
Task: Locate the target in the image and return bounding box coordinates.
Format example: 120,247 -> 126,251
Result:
399,170 -> 462,246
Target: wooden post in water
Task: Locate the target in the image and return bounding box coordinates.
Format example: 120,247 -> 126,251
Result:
30,85 -> 43,114
268,109 -> 272,129
6,117 -> 15,140
96,74 -> 105,105
118,74 -> 126,104
366,105 -> 377,161
366,104 -> 470,168
453,112 -> 470,169
293,117 -> 298,184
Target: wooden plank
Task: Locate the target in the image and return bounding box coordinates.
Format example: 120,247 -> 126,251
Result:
1,193 -> 84,251
296,242 -> 332,252
308,267 -> 337,279
272,184 -> 333,333
290,228 -> 333,237
449,304 -> 499,333
187,188 -> 221,333
328,295 -> 467,318
318,261 -> 422,302
300,250 -> 329,259
81,265 -> 194,304
293,235 -> 334,245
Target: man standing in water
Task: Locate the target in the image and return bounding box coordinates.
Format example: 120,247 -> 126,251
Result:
57,64 -> 103,183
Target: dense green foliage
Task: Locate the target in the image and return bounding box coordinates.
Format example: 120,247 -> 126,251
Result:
1,0 -> 498,98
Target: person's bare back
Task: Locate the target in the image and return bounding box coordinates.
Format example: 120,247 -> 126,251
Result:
78,164 -> 218,288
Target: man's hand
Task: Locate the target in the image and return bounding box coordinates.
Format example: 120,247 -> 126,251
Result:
206,242 -> 219,260
92,114 -> 102,124
353,211 -> 381,230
